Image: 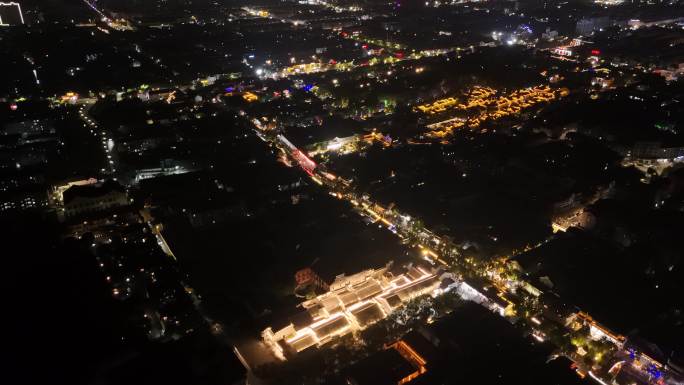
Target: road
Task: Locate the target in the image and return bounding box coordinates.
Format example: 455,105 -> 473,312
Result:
78,103 -> 119,175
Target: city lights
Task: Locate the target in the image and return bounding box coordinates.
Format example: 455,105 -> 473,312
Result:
5,1 -> 683,384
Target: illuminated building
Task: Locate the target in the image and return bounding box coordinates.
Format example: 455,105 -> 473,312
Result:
295,267 -> 330,293
61,180 -> 128,219
0,2 -> 24,26
133,161 -> 192,184
58,92 -> 79,105
553,47 -> 573,57
452,278 -> 510,317
49,178 -> 99,208
261,263 -> 442,358
390,340 -> 428,384
345,340 -> 428,385
654,63 -> 684,82
306,132 -> 390,157
419,86 -> 562,138
242,91 -> 258,102
573,312 -> 625,346
307,135 -> 360,156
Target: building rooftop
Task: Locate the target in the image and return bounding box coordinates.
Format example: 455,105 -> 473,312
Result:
63,179 -> 125,205
345,348 -> 417,385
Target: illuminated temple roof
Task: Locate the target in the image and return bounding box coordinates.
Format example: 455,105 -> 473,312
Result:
262,263 -> 442,357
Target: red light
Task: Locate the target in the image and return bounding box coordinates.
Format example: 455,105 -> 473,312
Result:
362,44 -> 368,49
394,52 -> 404,59
329,59 -> 337,65
9,103 -> 18,111
591,49 -> 601,56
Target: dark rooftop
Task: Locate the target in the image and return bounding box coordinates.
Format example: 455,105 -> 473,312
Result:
344,347 -> 416,385
63,180 -> 126,205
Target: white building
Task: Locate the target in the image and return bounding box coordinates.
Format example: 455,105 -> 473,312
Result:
261,263 -> 441,357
